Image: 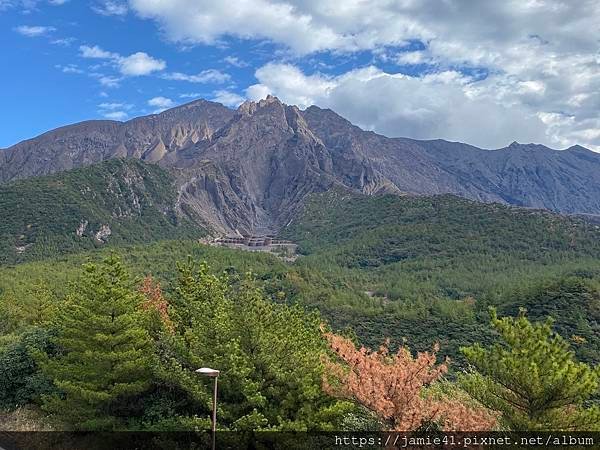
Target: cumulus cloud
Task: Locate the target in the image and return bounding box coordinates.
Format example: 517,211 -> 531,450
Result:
128,0 -> 600,150
148,96 -> 175,113
14,25 -> 56,37
162,69 -> 230,84
119,52 -> 166,76
79,45 -> 165,77
211,90 -> 245,108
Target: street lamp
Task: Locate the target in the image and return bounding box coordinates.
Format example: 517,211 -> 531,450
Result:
195,367 -> 220,433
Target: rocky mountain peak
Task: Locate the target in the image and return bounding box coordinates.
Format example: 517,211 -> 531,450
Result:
2,97 -> 600,235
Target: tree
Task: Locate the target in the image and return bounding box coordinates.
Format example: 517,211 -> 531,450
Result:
151,260 -> 354,431
139,275 -> 174,334
322,331 -> 497,431
36,255 -> 153,430
0,328 -> 57,410
460,308 -> 600,430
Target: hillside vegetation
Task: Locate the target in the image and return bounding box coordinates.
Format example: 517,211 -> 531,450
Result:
3,189 -> 600,366
0,159 -> 203,264
281,190 -> 600,364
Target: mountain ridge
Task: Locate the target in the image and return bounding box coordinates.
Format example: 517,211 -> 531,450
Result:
2,95 -> 600,233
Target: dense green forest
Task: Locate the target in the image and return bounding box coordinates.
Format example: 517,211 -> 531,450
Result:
0,159 -> 202,265
282,190 -> 600,364
1,188 -> 599,431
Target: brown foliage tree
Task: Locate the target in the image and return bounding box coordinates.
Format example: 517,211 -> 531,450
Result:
139,276 -> 174,333
322,331 -> 497,431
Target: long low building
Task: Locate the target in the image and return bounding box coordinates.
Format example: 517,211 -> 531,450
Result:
213,235 -> 297,255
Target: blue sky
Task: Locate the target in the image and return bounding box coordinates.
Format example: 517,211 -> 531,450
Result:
1,1 -> 599,151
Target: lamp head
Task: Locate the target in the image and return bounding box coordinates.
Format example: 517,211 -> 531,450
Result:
196,367 -> 220,377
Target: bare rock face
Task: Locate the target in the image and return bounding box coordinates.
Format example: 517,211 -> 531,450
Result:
94,224 -> 112,243
2,95 -> 600,234
0,99 -> 234,183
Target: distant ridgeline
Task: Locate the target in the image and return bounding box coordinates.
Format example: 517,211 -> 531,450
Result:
0,159 -> 202,265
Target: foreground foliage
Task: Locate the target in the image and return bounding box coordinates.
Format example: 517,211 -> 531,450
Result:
5,256 -> 354,431
322,332 -> 497,431
460,309 -> 600,431
36,256 -> 153,430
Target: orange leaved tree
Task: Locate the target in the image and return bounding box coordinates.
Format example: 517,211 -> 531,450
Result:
139,275 -> 174,333
322,331 -> 497,431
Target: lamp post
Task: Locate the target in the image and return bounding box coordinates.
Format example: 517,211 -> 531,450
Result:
195,367 -> 220,433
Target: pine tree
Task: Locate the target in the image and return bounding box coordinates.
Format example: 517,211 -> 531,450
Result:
460,308 -> 600,431
37,255 -> 153,430
152,260 -> 352,431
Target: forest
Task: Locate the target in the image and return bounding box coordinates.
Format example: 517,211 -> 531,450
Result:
1,188 -> 599,432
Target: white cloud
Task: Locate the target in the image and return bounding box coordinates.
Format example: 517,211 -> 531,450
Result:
119,52 -> 166,76
163,69 -> 230,84
92,0 -> 127,16
129,0 -> 600,150
55,63 -> 83,74
98,102 -> 132,110
223,56 -> 249,68
80,45 -> 118,59
211,90 -> 245,108
51,37 -> 76,46
179,92 -> 203,99
98,101 -> 133,120
79,45 -> 166,77
14,25 -> 56,37
102,110 -> 129,120
148,96 -> 175,113
90,73 -> 122,88
1,1 -> 67,10
395,50 -> 430,65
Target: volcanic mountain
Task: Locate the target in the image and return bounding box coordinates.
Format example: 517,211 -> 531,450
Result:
1,95 -> 599,234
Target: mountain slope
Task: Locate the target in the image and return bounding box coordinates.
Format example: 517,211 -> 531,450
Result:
2,96 -> 600,234
280,189 -> 600,363
0,158 -> 202,264
301,106 -> 600,214
0,99 -> 234,184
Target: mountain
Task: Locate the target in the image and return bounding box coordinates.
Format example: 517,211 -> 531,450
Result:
2,95 -> 600,234
0,158 -> 200,264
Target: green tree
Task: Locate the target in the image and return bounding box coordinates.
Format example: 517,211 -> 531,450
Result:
37,255 -> 153,430
151,260 -> 353,431
0,328 -> 57,410
460,308 -> 600,430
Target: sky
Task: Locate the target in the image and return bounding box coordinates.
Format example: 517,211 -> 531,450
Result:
1,1 -> 599,151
